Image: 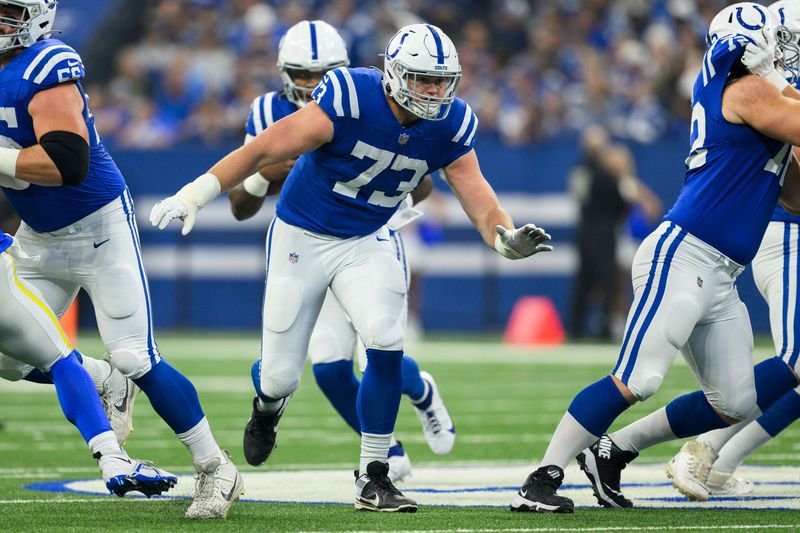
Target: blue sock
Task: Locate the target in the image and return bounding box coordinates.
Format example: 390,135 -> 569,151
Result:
134,360 -> 205,434
754,356 -> 798,411
358,349 -> 403,434
665,390 -> 728,438
24,368 -> 52,384
49,351 -> 111,442
313,360 -> 361,434
567,375 -> 630,437
401,355 -> 426,401
757,389 -> 800,437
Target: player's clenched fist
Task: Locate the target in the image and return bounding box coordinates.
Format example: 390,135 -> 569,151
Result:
494,224 -> 553,259
149,173 -> 221,235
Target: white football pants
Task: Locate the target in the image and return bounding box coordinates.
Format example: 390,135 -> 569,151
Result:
257,217 -> 407,399
307,229 -> 409,372
0,191 -> 161,381
0,241 -> 72,377
612,221 -> 756,421
752,220 -> 800,374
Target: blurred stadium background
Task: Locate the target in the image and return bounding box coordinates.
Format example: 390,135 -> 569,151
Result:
2,0 -> 772,338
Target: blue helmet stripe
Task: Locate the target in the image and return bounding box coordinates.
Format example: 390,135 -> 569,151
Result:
425,24 -> 444,64
309,21 -> 318,60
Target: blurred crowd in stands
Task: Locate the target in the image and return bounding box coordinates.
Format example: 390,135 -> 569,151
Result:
85,0 -> 729,149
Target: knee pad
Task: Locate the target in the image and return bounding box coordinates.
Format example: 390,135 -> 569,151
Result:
95,265 -> 141,319
108,350 -> 152,379
627,373 -> 664,402
259,362 -> 301,399
361,312 -> 404,351
708,384 -> 757,422
264,276 -> 303,333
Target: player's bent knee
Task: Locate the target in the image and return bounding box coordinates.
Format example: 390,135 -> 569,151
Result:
95,266 -> 142,319
263,276 -> 303,333
626,373 -> 664,402
108,350 -> 152,379
361,313 -> 404,351
260,370 -> 301,399
709,387 -> 757,423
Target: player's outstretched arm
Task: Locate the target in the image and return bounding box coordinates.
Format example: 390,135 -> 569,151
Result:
0,83 -> 89,190
443,150 -> 552,259
151,103 -> 333,235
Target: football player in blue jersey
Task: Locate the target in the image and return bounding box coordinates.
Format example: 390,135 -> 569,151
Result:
510,2 -> 800,513
228,20 -> 456,483
151,22 -> 552,512
0,229 -> 177,497
0,1 -> 242,518
665,0 -> 800,501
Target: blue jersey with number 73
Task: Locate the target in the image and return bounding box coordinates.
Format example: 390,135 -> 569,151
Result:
665,35 -> 792,265
276,67 -> 478,238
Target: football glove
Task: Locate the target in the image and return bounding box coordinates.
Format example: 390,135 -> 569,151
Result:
742,28 -> 789,92
149,173 -> 220,235
494,224 -> 553,259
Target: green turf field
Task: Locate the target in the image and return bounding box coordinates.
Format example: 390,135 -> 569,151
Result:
1,332 -> 799,532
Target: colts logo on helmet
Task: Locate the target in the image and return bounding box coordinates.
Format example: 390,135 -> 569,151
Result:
387,32 -> 410,58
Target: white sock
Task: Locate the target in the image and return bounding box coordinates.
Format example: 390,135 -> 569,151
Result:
177,417 -> 225,464
88,430 -> 123,456
713,420 -> 772,474
540,412 -> 598,469
257,396 -> 287,415
81,357 -> 112,394
696,409 -> 760,452
609,407 -> 677,453
359,432 -> 392,475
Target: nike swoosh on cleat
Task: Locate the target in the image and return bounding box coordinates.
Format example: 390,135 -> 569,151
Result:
93,239 -> 110,249
359,493 -> 380,507
222,475 -> 241,501
376,236 -> 390,242
113,398 -> 128,413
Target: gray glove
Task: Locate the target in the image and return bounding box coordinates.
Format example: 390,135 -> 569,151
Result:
494,224 -> 553,259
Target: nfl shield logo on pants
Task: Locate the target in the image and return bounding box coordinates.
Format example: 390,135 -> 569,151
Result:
289,252 -> 299,264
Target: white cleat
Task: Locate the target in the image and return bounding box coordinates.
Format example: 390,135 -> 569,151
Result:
387,441 -> 412,483
100,360 -> 138,446
412,371 -> 455,455
185,452 -> 244,519
665,440 -> 719,501
707,469 -> 755,497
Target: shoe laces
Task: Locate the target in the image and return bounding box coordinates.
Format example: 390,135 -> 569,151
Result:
687,454 -> 712,484
372,472 -> 402,495
425,411 -> 442,434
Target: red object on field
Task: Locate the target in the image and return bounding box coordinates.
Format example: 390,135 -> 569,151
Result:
60,301 -> 78,345
504,296 -> 565,345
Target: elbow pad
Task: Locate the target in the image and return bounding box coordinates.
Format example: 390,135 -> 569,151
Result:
39,130 -> 89,186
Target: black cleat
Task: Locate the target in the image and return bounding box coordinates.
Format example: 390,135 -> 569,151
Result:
243,396 -> 285,466
576,434 -> 638,508
354,461 -> 418,512
510,465 -> 574,513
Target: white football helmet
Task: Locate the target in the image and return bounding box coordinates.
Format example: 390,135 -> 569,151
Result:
770,0 -> 800,82
707,2 -> 779,45
0,1 -> 56,53
382,24 -> 461,121
277,20 -> 349,108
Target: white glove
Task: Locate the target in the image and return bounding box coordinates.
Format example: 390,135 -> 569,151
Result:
0,173 -> 29,190
742,28 -> 789,91
494,224 -> 553,259
149,173 -> 221,235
